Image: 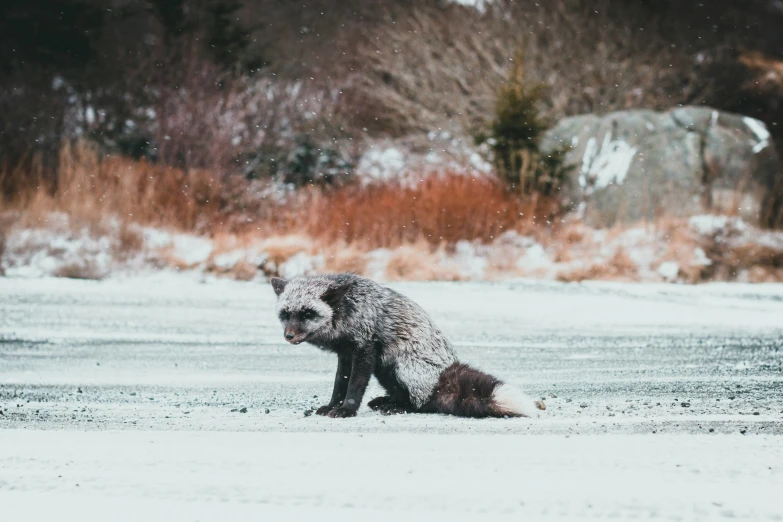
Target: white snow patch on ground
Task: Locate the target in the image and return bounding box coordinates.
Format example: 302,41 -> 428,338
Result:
3,210 -> 783,283
2,278 -> 783,520
657,261 -> 680,281
170,235 -> 214,266
449,241 -> 487,279
211,249 -> 246,270
689,214 -> 746,235
278,252 -> 323,279
2,431 -> 781,522
2,216 -> 115,278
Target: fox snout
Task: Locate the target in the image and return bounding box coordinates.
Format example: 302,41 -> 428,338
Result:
283,325 -> 308,344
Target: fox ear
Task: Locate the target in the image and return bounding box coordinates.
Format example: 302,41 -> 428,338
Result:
271,277 -> 288,296
321,283 -> 352,309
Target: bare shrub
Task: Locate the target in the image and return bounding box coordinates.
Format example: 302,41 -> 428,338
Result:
52,261 -> 107,280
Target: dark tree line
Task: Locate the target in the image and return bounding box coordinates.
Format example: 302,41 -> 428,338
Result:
2,0 -> 783,190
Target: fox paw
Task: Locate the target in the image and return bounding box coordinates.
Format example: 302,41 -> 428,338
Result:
327,407 -> 357,418
315,405 -> 335,416
368,396 -> 392,410
378,404 -> 409,415
369,396 -> 409,415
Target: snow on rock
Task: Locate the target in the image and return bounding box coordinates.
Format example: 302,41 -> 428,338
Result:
448,0 -> 494,11
579,132 -> 638,191
743,116 -> 771,153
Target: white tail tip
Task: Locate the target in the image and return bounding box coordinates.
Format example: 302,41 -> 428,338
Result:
492,384 -> 545,417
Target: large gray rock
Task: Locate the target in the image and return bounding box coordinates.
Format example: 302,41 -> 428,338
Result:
540,107 -> 781,227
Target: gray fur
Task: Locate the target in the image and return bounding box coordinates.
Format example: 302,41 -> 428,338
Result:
273,273 -> 456,408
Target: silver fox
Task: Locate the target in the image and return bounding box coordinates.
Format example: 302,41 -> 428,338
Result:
271,273 -> 545,418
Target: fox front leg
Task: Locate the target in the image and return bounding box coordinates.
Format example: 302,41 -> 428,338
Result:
327,344 -> 375,418
316,353 -> 352,416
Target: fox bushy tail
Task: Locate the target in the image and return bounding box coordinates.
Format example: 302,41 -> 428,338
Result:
422,362 -> 545,418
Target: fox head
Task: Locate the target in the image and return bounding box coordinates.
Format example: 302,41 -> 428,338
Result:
270,277 -> 352,344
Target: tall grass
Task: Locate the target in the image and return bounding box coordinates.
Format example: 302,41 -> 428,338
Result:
1,142 -> 557,250
297,175 -> 557,248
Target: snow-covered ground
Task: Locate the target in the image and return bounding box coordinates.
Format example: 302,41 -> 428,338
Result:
1,276 -> 783,520
3,212 -> 783,282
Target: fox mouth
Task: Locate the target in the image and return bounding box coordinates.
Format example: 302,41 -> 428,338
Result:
287,333 -> 308,345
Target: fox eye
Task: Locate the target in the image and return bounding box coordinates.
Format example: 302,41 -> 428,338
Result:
279,311 -> 290,321
301,309 -> 317,320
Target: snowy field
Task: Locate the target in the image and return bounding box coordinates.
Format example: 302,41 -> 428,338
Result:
2,275 -> 783,520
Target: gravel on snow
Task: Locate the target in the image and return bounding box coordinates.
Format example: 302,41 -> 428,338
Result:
1,275 -> 782,521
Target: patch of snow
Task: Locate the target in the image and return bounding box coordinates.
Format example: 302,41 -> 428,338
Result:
425,151 -> 443,164
517,243 -> 550,271
448,0 -> 494,12
2,224 -> 112,279
743,116 -> 771,153
468,152 -> 492,173
579,132 -> 638,191
689,215 -> 746,236
658,261 -> 679,281
212,250 -> 246,271
451,241 -> 486,279
364,249 -> 391,281
279,252 -> 322,279
140,228 -> 173,250
692,247 -> 712,267
494,231 -> 538,249
356,147 -> 406,181
170,236 -> 213,266
85,106 -> 96,125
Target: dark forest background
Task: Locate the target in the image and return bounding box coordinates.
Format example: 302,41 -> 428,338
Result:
3,0 -> 783,186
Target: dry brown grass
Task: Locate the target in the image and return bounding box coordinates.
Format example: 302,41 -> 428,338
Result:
296,174 -> 559,249
556,248 -> 639,283
384,243 -> 463,282
4,141 -> 261,234
702,241 -> 783,282
323,245 -> 369,275
3,143 -> 561,252
0,212 -> 14,276
52,260 -> 107,280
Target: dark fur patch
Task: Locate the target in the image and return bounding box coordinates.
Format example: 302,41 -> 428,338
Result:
420,362 -> 509,418
321,282 -> 353,313
271,277 -> 287,296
